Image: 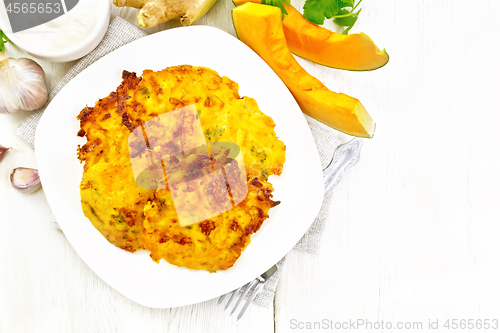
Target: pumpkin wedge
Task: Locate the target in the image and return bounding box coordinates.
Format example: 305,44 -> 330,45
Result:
232,3 -> 375,138
232,0 -> 389,71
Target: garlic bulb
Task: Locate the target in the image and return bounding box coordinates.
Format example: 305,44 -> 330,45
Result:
0,52 -> 48,114
10,167 -> 41,193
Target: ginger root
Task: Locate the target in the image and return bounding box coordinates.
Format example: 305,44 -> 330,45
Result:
114,0 -> 219,28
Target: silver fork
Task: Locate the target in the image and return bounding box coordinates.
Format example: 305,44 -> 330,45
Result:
218,265 -> 277,320
218,138 -> 363,319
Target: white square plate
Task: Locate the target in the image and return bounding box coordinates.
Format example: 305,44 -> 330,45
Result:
35,26 -> 324,308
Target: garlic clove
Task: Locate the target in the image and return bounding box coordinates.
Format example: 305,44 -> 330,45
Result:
0,144 -> 10,162
10,167 -> 42,193
0,52 -> 48,114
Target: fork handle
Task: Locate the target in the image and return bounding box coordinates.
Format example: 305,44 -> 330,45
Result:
323,138 -> 364,198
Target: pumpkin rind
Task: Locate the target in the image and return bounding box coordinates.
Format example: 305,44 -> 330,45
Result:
232,3 -> 375,138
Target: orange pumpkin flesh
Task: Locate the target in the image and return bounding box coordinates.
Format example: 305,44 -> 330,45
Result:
232,3 -> 375,138
232,0 -> 389,71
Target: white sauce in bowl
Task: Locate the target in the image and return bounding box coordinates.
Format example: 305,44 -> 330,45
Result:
12,0 -> 97,53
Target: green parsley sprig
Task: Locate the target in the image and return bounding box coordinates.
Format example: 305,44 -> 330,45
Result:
260,0 -> 291,20
259,0 -> 362,34
303,0 -> 362,34
0,30 -> 11,52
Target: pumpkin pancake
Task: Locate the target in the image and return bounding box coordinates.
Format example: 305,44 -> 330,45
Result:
77,65 -> 285,270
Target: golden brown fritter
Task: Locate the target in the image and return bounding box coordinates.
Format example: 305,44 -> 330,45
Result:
80,162 -> 154,252
126,66 -> 286,179
142,176 -> 279,271
77,71 -> 143,171
77,65 -> 286,271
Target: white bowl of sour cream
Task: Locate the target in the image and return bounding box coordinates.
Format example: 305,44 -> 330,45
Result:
0,0 -> 110,62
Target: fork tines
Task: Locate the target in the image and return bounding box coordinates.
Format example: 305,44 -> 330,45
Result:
218,279 -> 259,320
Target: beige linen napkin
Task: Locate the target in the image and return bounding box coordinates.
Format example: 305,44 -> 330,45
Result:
15,16 -> 341,307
